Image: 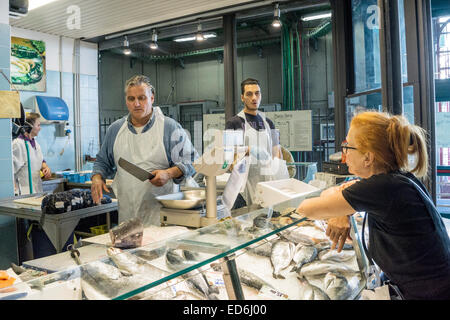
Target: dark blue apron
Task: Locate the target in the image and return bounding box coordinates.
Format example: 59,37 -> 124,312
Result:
362,173 -> 450,299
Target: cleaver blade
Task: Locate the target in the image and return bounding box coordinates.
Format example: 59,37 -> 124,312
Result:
118,157 -> 155,181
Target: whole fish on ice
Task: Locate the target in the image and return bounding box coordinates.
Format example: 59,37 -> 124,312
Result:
80,260 -> 147,300
297,276 -> 330,300
318,249 -> 355,263
299,260 -> 359,277
280,226 -> 329,247
291,244 -> 318,272
246,239 -> 273,257
270,240 -> 295,279
106,247 -> 178,299
324,272 -> 352,300
107,247 -> 170,281
238,268 -> 275,291
165,249 -> 219,300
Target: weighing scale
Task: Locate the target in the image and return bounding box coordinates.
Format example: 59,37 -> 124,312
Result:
160,203 -> 228,228
159,140 -> 247,228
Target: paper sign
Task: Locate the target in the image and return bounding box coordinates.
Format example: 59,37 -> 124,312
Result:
257,285 -> 289,300
0,91 -> 21,118
203,110 -> 313,151
222,157 -> 249,211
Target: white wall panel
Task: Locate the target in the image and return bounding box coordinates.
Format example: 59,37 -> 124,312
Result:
0,1 -> 8,25
80,41 -> 98,76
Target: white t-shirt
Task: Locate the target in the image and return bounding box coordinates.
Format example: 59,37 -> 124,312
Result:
133,125 -> 145,134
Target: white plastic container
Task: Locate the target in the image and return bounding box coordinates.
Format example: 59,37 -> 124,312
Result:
254,178 -> 320,208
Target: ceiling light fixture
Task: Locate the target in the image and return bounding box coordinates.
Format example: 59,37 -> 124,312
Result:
301,12 -> 332,21
28,0 -> 61,11
174,36 -> 196,42
174,32 -> 217,42
150,29 -> 158,50
272,3 -> 282,28
123,36 -> 131,55
196,22 -> 205,41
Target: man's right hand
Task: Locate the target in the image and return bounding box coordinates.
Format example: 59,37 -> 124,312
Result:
91,174 -> 109,205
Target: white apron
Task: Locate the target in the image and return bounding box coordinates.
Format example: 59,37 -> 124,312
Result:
238,110 -> 288,206
112,107 -> 174,226
12,138 -> 44,195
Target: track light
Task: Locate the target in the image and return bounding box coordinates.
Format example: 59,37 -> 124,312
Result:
123,36 -> 131,55
196,22 -> 205,41
150,29 -> 158,50
174,32 -> 217,42
301,12 -> 332,21
272,3 -> 282,28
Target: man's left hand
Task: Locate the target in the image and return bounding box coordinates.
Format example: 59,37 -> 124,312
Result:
149,169 -> 171,187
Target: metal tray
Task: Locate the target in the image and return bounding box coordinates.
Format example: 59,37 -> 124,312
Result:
156,190 -> 206,209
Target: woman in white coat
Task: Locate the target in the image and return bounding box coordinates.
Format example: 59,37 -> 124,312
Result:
12,112 -> 52,262
12,112 -> 51,195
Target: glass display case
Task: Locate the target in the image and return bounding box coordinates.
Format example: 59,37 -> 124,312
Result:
3,191 -> 368,300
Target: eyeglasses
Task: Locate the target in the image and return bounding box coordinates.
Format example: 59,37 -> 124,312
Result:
341,141 -> 358,154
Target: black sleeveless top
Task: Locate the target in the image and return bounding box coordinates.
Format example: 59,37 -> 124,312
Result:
342,171 -> 450,299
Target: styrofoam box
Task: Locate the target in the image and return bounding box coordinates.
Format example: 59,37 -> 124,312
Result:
255,178 -> 320,208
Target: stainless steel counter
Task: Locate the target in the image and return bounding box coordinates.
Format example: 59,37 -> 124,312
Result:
0,194 -> 118,253
42,178 -> 66,193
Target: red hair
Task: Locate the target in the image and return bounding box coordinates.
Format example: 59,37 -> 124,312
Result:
350,112 -> 429,177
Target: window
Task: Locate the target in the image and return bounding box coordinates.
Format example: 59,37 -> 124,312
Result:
345,91 -> 382,129
403,86 -> 414,124
352,0 -> 382,92
435,16 -> 450,79
399,0 -> 408,83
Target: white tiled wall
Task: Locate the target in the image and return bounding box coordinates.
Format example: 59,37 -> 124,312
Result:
0,20 -> 17,268
80,74 -> 99,171
0,23 -> 13,198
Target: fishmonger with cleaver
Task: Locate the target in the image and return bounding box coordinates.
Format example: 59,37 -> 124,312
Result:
91,75 -> 198,226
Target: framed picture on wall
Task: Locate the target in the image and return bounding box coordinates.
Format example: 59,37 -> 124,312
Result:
10,36 -> 46,92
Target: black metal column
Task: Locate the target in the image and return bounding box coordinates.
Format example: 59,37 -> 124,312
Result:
416,0 -> 437,202
223,14 -> 238,122
379,0 -> 403,115
221,255 -> 245,300
330,0 -> 353,145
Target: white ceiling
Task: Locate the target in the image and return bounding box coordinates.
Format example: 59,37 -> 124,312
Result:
9,0 -> 274,40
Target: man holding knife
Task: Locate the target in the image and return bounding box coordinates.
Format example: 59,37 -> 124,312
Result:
91,75 -> 197,226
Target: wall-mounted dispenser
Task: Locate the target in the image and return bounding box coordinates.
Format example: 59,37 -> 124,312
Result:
55,122 -> 70,137
34,96 -> 69,123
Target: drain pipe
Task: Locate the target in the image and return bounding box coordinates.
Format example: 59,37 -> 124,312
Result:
59,36 -> 63,100
73,39 -> 82,172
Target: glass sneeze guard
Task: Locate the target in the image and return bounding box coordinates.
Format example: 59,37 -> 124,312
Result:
10,189 -> 337,300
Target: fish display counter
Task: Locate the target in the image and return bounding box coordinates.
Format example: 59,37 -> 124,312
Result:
1,190 -> 370,300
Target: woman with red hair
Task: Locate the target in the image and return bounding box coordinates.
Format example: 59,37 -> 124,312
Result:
296,111 -> 450,299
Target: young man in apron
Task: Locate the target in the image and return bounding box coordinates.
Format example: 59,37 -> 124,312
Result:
91,75 -> 197,226
225,78 -> 288,209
